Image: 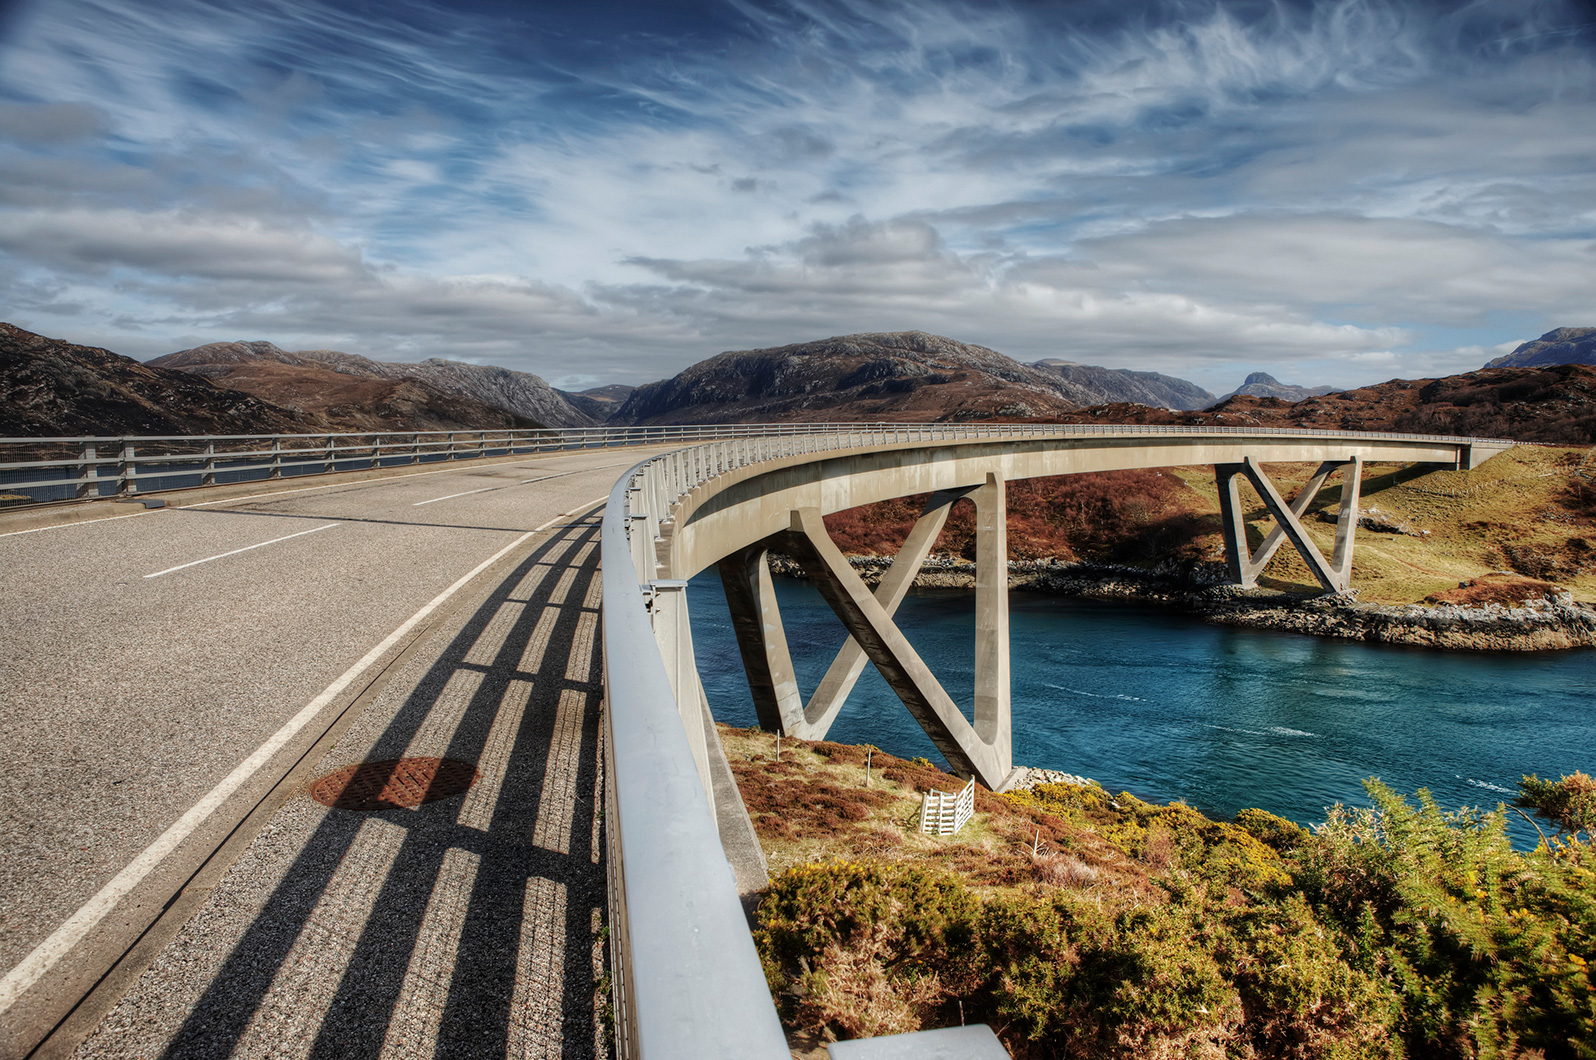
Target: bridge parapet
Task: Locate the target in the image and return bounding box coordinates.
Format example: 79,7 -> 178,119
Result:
600,422 -> 1509,1058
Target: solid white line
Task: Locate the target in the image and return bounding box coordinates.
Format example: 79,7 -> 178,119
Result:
412,486 -> 496,507
0,509 -> 158,539
0,525 -> 545,1017
143,523 -> 340,579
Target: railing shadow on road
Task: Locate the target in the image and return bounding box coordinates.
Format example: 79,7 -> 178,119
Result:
149,519 -> 609,1060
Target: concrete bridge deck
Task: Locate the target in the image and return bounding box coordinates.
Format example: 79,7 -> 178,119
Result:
0,451 -> 648,1059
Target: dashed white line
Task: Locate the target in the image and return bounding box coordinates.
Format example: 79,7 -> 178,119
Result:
413,486 -> 497,507
143,522 -> 341,579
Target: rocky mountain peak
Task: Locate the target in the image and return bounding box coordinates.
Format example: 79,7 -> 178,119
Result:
1486,327 -> 1596,369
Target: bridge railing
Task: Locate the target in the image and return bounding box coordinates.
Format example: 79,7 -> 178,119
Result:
596,421 -> 1512,1059
0,421 -> 1509,508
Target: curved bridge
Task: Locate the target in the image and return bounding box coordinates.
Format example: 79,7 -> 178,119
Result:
600,423 -> 1510,1057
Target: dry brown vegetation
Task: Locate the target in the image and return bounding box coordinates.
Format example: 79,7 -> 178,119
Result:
820,445 -> 1596,605
733,726 -> 1596,1059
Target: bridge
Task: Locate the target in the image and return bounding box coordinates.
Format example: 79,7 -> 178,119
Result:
0,424 -> 1509,1060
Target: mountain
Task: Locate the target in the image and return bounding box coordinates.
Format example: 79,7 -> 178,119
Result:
1215,371 -> 1340,403
1029,359 -> 1215,410
1485,327 -> 1596,369
609,331 -> 1097,425
1,322 -> 309,436
557,383 -> 636,422
145,353 -> 546,433
1052,363 -> 1596,445
152,342 -> 596,428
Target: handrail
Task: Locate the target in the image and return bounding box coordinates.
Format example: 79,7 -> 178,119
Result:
595,422 -> 1510,1057
0,422 -> 1514,508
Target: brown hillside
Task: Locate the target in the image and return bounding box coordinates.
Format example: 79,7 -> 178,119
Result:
162,359 -> 543,432
819,446 -> 1596,605
1052,364 -> 1596,445
610,331 -> 1096,425
0,322 -> 307,436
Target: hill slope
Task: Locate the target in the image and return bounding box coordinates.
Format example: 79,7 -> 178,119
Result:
153,341 -> 594,428
610,331 -> 1095,425
1216,371 -> 1339,403
1028,359 -> 1215,410
1053,364 -> 1596,445
1486,326 -> 1596,368
1,323 -> 308,436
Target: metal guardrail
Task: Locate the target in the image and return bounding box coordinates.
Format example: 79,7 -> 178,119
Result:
0,424 -> 947,506
597,421 -> 1511,1058
0,421 -> 1511,508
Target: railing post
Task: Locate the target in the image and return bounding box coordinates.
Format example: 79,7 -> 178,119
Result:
117,440 -> 135,495
411,433 -> 420,465
202,440 -> 216,486
77,442 -> 97,499
323,435 -> 334,475
268,438 -> 282,479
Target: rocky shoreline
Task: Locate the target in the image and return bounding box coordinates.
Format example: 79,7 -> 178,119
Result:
766,553 -> 1596,651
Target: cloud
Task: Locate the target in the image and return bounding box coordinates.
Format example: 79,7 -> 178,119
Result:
0,101 -> 108,144
0,208 -> 367,283
0,0 -> 1592,392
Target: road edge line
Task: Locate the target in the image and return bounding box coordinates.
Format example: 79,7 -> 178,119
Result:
0,522 -> 554,1016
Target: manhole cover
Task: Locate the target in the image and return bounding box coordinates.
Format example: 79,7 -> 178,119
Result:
310,757 -> 479,811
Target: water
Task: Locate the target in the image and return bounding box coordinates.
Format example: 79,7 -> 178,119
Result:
689,572 -> 1595,844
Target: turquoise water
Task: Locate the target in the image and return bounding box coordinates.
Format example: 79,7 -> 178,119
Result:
688,573 -> 1595,845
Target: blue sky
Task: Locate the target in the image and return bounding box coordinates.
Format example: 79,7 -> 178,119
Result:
0,0 -> 1592,392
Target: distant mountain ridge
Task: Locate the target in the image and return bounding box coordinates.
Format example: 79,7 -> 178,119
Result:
1217,371 -> 1340,403
609,331 -> 1100,425
1029,359 -> 1215,410
1050,364 -> 1596,445
1486,327 -> 1596,369
152,342 -> 596,428
2,323 -> 308,436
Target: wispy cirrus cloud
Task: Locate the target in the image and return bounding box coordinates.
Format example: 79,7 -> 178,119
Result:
0,0 -> 1592,391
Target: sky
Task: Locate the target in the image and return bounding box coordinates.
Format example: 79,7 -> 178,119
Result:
0,0 -> 1592,393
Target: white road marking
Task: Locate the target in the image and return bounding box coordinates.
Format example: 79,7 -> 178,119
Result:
0,522 -> 555,1017
412,466 -> 618,509
0,509 -> 159,539
412,486 -> 496,507
143,523 -> 341,579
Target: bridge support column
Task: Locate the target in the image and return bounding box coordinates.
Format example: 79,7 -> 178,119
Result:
718,486 -> 973,739
748,484 -> 1020,792
1215,456 -> 1362,592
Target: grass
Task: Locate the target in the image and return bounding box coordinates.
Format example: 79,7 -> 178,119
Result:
821,446 -> 1596,605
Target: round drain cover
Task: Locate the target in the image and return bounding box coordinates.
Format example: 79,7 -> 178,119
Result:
311,757 -> 479,811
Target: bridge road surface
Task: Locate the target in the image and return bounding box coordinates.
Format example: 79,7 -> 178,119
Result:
0,447 -> 666,1059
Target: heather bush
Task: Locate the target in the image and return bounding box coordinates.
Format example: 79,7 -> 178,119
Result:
755,779 -> 1596,1057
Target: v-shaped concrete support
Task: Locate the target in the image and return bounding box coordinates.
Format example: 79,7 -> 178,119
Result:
718,487 -> 976,739
720,474 -> 1019,791
1215,456 -> 1363,592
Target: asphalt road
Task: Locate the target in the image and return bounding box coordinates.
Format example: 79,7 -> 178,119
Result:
0,449 -> 653,1056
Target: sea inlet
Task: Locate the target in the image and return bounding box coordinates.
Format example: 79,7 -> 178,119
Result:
689,572 -> 1594,847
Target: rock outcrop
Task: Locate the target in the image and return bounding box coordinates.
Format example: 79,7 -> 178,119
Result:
1486,326 -> 1596,369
